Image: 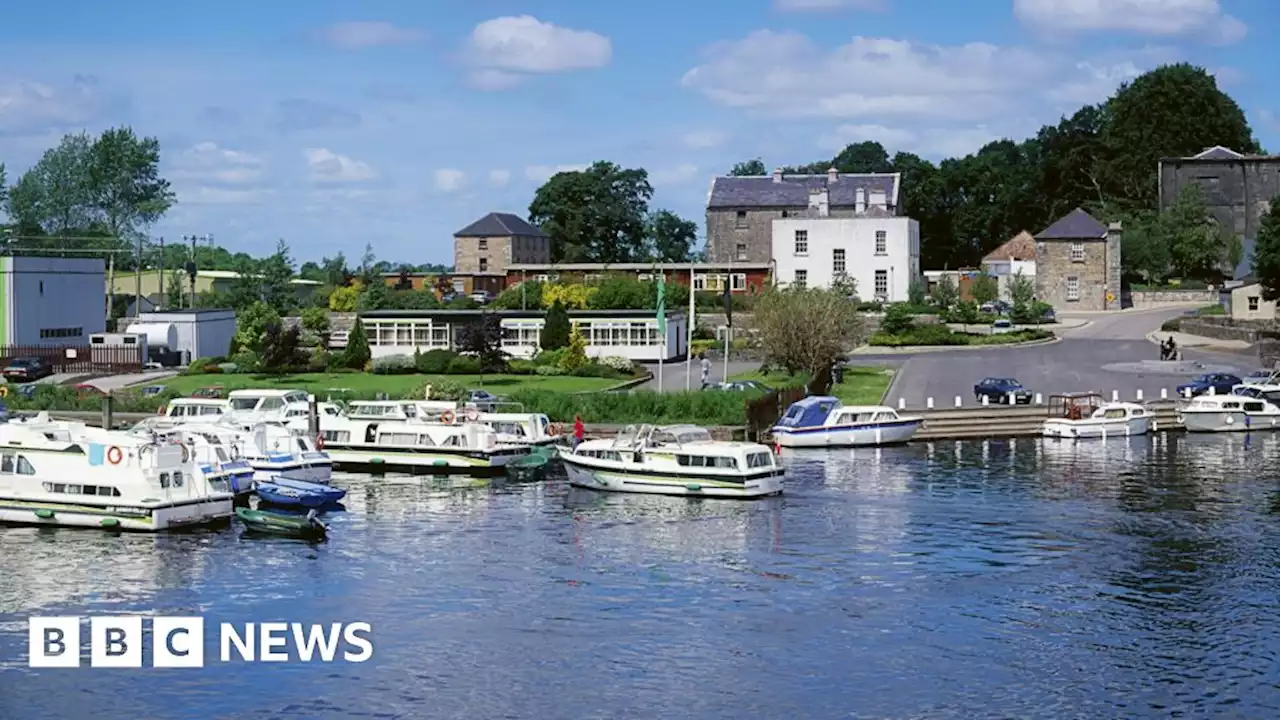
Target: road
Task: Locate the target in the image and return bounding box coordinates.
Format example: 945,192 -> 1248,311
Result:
640,358 -> 760,391
852,305 -> 1255,408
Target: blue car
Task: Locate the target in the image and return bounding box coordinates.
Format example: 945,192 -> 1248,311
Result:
973,377 -> 1032,404
1176,372 -> 1241,398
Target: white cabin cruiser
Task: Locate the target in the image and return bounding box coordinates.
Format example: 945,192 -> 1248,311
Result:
561,424 -> 784,498
0,419 -> 234,531
1232,370 -> 1280,403
1042,393 -> 1153,439
770,396 -> 923,448
340,399 -> 561,447
288,412 -> 528,475
132,417 -> 332,489
1178,393 -> 1280,432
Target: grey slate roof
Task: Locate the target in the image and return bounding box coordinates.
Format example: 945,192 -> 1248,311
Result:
707,172 -> 899,210
1036,207 -> 1107,240
454,212 -> 547,238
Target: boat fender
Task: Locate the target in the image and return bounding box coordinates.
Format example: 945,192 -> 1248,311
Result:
315,433 -> 324,451
442,410 -> 455,424
1226,416 -> 1234,425
0,386 -> 9,398
180,445 -> 191,463
106,446 -> 124,465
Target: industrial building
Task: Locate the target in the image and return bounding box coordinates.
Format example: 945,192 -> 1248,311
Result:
0,256 -> 106,347
128,309 -> 236,364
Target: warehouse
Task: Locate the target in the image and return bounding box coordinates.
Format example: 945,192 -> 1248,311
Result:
0,256 -> 106,347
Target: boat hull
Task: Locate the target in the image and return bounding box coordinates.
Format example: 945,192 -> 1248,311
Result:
1042,417 -> 1151,439
324,445 -> 527,476
0,495 -> 234,532
1179,410 -> 1280,433
771,419 -> 922,448
250,458 -> 333,486
563,459 -> 783,498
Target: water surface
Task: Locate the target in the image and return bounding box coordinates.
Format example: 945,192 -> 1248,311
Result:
2,433 -> 1280,719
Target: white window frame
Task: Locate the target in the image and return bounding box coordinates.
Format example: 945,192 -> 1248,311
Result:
1070,243 -> 1084,262
875,230 -> 887,255
735,211 -> 748,229
874,270 -> 888,298
731,273 -> 746,291
794,270 -> 807,289
1066,276 -> 1080,301
735,243 -> 747,261
794,229 -> 808,255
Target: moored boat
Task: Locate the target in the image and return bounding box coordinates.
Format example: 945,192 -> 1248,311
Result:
562,424 -> 783,498
236,507 -> 327,540
255,477 -> 346,508
1178,393 -> 1280,432
770,396 -> 923,448
1042,393 -> 1152,439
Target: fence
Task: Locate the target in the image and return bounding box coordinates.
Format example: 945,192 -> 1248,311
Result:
0,345 -> 144,374
743,365 -> 831,441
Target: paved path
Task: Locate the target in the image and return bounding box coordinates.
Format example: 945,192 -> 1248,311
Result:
850,305 -> 1251,408
640,359 -> 759,391
83,370 -> 179,391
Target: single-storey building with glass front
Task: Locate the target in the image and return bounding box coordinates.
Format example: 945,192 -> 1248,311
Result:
357,309 -> 688,362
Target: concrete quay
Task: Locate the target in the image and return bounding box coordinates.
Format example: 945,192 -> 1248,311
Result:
907,402 -> 1180,441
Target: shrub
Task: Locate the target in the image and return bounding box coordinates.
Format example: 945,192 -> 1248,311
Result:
417,379 -> 466,401
343,319 -> 371,370
415,349 -> 458,374
1161,318 -> 1182,332
540,301 -> 572,350
691,339 -> 718,356
447,355 -> 483,374
599,355 -> 632,372
230,350 -> 260,372
880,303 -> 917,335
504,389 -> 748,425
508,359 -> 537,375
371,354 -> 417,375
692,324 -> 716,340
570,362 -> 625,379
533,348 -> 566,367
855,301 -> 884,312
535,365 -> 567,376
869,324 -> 965,347
559,327 -> 588,371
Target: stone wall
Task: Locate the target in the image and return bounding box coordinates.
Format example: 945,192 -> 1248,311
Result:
1160,156 -> 1280,243
1178,315 -> 1275,343
1036,238 -> 1108,310
1129,289 -> 1217,306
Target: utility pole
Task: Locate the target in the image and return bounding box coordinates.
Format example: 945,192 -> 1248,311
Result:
158,237 -> 165,310
181,233 -> 212,309
134,235 -> 144,321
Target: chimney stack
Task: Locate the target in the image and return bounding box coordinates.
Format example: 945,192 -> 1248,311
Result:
827,167 -> 838,184
772,167 -> 783,183
855,187 -> 866,214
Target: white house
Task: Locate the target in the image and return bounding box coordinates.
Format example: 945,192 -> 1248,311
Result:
771,208 -> 920,302
359,309 -> 688,362
981,230 -> 1037,300
1224,277 -> 1276,321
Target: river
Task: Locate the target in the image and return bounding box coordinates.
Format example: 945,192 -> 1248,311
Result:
2,433 -> 1279,718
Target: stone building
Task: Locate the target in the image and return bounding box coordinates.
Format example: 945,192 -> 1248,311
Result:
704,167 -> 901,264
1159,146 -> 1280,248
453,212 -> 551,275
1034,208 -> 1122,311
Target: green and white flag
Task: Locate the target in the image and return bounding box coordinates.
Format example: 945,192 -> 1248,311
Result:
656,270 -> 666,336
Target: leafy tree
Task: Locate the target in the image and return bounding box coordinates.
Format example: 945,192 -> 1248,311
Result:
754,287 -> 866,376
589,276 -> 650,310
0,163 -> 6,207
357,281 -> 391,310
388,288 -> 441,310
458,314 -> 508,373
86,127 -> 175,240
230,302 -> 281,356
543,283 -> 595,309
528,161 -> 653,263
226,257 -> 263,311
971,273 -> 999,305
831,274 -> 858,299
259,239 -> 297,314
10,132 -> 95,235
1252,200 -> 1280,300
300,306 -> 330,345
1007,271 -> 1037,322
881,303 -> 916,335
165,270 -> 186,309
1115,210 -> 1171,284
907,279 -> 926,306
329,284 -> 359,311
646,209 -> 697,262
951,300 -> 980,330
1162,184 -> 1224,281
394,268 -> 413,290
830,141 -> 893,173
728,158 -> 766,176
541,300 -> 572,350
343,319 -> 371,370
931,276 -> 959,313
559,326 -> 588,371
492,281 -> 543,310
259,322 -> 307,374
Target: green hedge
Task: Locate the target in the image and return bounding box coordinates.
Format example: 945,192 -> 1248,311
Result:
507,389 -> 751,425
3,385 -> 181,414
869,327 -> 1053,347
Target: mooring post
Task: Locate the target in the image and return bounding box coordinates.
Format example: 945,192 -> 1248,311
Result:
1034,392 -> 1043,404
1161,388 -> 1168,400
926,396 -> 935,409
1111,389 -> 1119,402
308,394 -> 319,437
1136,389 -> 1144,401
101,392 -> 114,430
954,395 -> 962,408
981,394 -> 989,406
898,398 -> 906,410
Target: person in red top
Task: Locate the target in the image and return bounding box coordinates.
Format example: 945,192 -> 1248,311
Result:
572,415 -> 585,449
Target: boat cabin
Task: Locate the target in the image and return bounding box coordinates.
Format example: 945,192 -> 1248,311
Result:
775,396 -> 906,428
164,398 -> 229,420
1186,395 -> 1275,413
227,389 -> 310,415
1048,393 -> 1103,420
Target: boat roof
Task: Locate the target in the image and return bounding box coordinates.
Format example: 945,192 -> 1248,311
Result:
834,404 -> 896,413
227,389 -> 305,398
169,398 -> 228,405
789,395 -> 842,409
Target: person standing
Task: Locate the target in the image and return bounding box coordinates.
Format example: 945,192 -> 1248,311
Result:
572,415 -> 585,450
700,353 -> 712,388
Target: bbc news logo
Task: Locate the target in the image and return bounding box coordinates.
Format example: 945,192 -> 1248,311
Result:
28,617 -> 373,668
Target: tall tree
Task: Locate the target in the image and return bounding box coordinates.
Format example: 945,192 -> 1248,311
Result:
1161,184 -> 1226,281
528,161 -> 653,263
831,141 -> 893,173
1099,63 -> 1259,206
0,163 -> 6,209
12,132 -> 95,235
728,158 -> 766,176
87,127 -> 175,240
226,257 -> 263,311
259,239 -> 297,313
647,209 -> 697,263
1252,201 -> 1280,300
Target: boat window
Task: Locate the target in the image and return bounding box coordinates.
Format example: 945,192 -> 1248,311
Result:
200,406 -> 223,415
172,471 -> 184,488
873,411 -> 897,421
159,473 -> 170,489
442,435 -> 465,448
1221,402 -> 1240,409
16,456 -> 35,475
602,451 -> 622,461
419,434 -> 435,446
1244,402 -> 1266,412
402,404 -> 417,418
784,405 -> 804,421
215,448 -> 228,462
80,485 -> 97,495
1101,408 -> 1126,419
296,438 -> 309,453
229,398 -> 259,410
325,406 -> 340,416
98,486 -> 120,496
284,391 -> 309,405
711,456 -> 737,468
380,432 -> 418,445
674,429 -> 713,444
1,453 -> 12,473
322,430 -> 351,442
260,398 -> 285,410
207,478 -> 229,493
746,452 -> 772,468
1131,409 -> 1145,416
66,484 -> 81,494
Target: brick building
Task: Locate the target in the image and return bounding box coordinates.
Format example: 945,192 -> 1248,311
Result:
453,212 -> 551,275
1034,208 -> 1121,311
704,167 -> 902,264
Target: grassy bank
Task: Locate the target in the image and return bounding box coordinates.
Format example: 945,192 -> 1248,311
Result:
730,366 -> 895,405
156,372 -> 617,397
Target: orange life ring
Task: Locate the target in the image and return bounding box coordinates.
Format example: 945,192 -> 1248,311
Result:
441,410 -> 455,424
107,446 -> 123,465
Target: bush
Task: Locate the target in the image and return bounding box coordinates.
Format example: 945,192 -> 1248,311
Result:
505,389 -> 748,425
371,354 -> 417,375
447,355 -> 483,374
533,348 -> 566,367
880,303 -> 917,335
691,339 -> 718,356
1161,318 -> 1182,332
508,359 -> 537,375
570,362 -> 625,379
1197,304 -> 1226,316
855,301 -> 884,312
418,379 -> 466,401
599,355 -> 633,372
870,324 -> 965,347
415,349 -> 458,374
692,324 -> 716,340
230,350 -> 260,373
535,365 -> 567,376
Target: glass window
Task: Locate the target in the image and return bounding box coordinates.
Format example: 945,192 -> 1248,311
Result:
159,473 -> 170,489
833,249 -> 846,275
1066,276 -> 1080,301
1,454 -> 13,473
173,472 -> 184,488
794,270 -> 807,289
16,456 -> 35,475
1070,243 -> 1084,262
874,270 -> 888,297
794,230 -> 808,254
875,230 -> 887,255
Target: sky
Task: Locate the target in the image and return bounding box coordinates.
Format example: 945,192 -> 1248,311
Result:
0,0 -> 1276,266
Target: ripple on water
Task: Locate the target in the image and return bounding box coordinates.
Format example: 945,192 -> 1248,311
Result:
4,439 -> 1280,717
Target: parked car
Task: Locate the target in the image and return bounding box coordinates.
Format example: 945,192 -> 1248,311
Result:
2,357 -> 52,383
469,290 -> 493,305
1176,373 -> 1242,398
980,300 -> 1012,315
465,389 -> 501,412
973,377 -> 1032,404
991,318 -> 1014,334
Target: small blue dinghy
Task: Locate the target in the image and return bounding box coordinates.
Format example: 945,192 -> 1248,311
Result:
255,478 -> 346,508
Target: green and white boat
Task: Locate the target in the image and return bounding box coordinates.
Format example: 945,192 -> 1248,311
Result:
561,424 -> 784,499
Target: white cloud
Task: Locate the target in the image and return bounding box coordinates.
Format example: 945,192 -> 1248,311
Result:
463,16 -> 611,88
682,31 -> 1146,123
651,163 -> 701,186
169,142 -> 264,184
1013,0 -> 1246,45
681,130 -> 728,149
818,123 -> 1005,158
303,147 -> 376,183
316,21 -> 425,50
489,169 -> 512,187
774,0 -> 886,11
434,168 -> 465,192
0,77 -> 109,136
524,164 -> 588,183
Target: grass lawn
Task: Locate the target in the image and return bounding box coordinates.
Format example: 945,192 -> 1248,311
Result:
154,372 -> 619,398
730,365 -> 895,405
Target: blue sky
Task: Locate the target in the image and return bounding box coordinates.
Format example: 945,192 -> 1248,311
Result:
0,0 -> 1276,265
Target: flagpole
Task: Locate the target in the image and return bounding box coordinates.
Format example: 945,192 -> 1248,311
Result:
723,260 -> 732,383
656,264 -> 665,392
686,263 -> 695,391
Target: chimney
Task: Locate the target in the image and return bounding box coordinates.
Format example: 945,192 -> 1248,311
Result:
855,187 -> 866,214
827,166 -> 838,184
772,167 -> 783,183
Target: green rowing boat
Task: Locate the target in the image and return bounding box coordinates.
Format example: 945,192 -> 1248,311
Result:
236,507 -> 328,540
